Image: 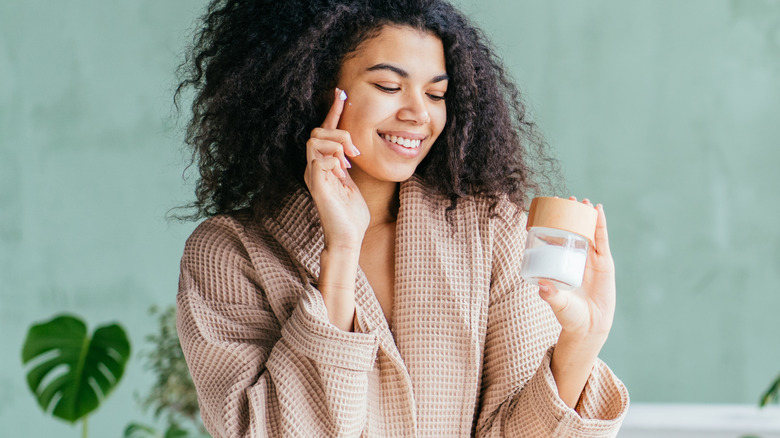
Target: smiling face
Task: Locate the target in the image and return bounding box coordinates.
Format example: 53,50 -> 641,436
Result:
336,25 -> 448,187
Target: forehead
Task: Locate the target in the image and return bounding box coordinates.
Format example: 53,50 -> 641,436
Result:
342,25 -> 446,75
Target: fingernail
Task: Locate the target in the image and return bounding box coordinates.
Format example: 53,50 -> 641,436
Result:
351,145 -> 361,156
538,284 -> 549,293
344,157 -> 352,168
339,90 -> 347,101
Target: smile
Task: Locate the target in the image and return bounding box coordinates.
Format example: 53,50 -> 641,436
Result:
379,133 -> 421,149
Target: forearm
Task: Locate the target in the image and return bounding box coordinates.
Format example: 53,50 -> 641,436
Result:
318,245 -> 361,331
550,330 -> 607,409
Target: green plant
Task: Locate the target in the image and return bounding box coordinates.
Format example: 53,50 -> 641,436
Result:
123,422 -> 190,438
124,305 -> 209,438
21,314 -> 131,438
759,373 -> 780,407
739,374 -> 780,438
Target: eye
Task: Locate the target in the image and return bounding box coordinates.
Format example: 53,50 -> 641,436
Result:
374,84 -> 400,93
427,93 -> 446,102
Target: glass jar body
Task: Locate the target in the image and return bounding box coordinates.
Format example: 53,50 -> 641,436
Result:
520,226 -> 589,290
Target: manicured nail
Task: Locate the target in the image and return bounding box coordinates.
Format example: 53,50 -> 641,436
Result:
339,90 -> 347,101
351,144 -> 360,156
538,284 -> 549,293
344,157 -> 352,168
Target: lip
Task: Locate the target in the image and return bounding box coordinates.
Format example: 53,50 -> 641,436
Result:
377,131 -> 426,159
377,130 -> 427,140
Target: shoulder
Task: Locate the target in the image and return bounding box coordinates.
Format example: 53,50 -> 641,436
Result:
179,210 -> 291,304
180,211 -> 259,275
490,195 -> 528,231
184,211 -> 252,251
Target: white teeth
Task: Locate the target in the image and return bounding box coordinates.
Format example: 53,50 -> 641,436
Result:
381,134 -> 421,149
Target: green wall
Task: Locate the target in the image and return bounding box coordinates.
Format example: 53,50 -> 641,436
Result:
1,0 -> 203,435
2,0 -> 779,435
454,0 -> 780,405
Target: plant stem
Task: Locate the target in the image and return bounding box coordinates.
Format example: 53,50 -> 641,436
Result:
82,416 -> 88,438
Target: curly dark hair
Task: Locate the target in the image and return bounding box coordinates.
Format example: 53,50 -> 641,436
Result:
175,0 -> 559,221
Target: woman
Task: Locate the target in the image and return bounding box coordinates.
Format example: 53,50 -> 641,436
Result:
175,0 -> 629,436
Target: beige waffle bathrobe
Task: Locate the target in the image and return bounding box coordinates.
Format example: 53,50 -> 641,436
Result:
177,176 -> 629,437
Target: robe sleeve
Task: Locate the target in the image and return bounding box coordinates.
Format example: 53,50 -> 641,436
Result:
475,202 -> 629,437
176,216 -> 380,437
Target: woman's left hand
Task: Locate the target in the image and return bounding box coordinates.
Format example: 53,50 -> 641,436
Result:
538,198 -> 615,343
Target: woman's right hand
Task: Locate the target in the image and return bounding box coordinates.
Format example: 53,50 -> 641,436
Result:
304,88 -> 369,250
304,89 -> 368,331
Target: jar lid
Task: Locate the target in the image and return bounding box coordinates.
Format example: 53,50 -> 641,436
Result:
526,197 -> 598,244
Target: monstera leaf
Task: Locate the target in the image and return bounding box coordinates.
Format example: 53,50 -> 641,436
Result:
21,314 -> 131,423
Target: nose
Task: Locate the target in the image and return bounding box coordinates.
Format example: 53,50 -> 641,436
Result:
398,92 -> 431,125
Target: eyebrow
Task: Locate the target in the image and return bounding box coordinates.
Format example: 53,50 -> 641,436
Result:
366,63 -> 449,83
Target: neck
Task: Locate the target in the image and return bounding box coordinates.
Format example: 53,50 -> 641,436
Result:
350,173 -> 399,229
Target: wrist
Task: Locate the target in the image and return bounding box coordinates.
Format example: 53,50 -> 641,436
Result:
320,245 -> 361,274
559,326 -> 609,342
554,330 -> 607,369
323,229 -> 364,252
550,332 -> 604,409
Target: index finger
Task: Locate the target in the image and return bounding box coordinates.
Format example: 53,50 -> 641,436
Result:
321,88 -> 347,130
594,204 -> 611,257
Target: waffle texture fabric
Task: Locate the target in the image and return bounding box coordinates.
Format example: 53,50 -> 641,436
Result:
177,176 -> 629,437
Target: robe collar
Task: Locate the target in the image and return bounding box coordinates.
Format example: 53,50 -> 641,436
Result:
261,176 -> 437,362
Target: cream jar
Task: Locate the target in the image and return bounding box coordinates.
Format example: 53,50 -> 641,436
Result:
520,197 -> 598,290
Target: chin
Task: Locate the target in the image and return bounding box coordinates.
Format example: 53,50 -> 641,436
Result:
384,168 -> 418,183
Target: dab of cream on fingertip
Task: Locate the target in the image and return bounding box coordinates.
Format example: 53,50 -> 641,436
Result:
339,90 -> 347,101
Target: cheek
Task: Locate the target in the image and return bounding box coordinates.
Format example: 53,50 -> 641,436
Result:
337,94 -> 364,128
338,95 -> 390,133
336,102 -> 363,136
431,106 -> 447,137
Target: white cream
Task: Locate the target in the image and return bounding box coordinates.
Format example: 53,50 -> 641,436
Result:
381,133 -> 421,149
520,245 -> 587,290
520,198 -> 596,291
